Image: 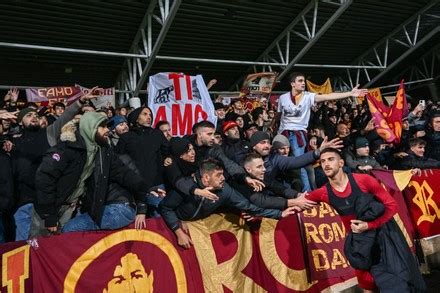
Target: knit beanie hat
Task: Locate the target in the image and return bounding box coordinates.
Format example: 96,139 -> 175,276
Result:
17,108 -> 37,124
355,137 -> 369,149
108,115 -> 127,131
170,137 -> 191,157
127,106 -> 145,126
249,131 -> 270,148
272,134 -> 290,150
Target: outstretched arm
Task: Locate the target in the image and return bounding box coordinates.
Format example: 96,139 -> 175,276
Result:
315,84 -> 368,103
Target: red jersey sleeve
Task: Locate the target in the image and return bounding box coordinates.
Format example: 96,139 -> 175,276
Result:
355,174 -> 398,229
306,186 -> 329,203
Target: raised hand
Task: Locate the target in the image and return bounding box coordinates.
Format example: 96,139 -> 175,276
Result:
80,86 -> 104,102
319,136 -> 343,151
0,111 -> 18,122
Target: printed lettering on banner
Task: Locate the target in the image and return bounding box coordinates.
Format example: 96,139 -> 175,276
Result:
148,73 -> 217,136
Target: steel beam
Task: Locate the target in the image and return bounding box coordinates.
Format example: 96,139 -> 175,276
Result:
132,0 -> 181,97
114,0 -> 181,99
365,27 -> 440,87
333,0 -> 440,90
229,0 -> 352,90
277,0 -> 352,80
381,43 -> 440,94
0,42 -> 150,58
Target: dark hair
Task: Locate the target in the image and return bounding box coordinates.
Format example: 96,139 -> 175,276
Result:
193,120 -> 215,133
251,107 -> 264,121
156,120 -> 170,129
409,138 -> 426,148
430,111 -> 440,122
243,153 -> 262,166
53,102 -> 66,109
320,148 -> 342,159
313,124 -> 325,131
289,72 -> 305,83
199,158 -> 224,175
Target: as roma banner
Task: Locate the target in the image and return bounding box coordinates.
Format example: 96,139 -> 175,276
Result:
148,72 -> 217,136
26,86 -> 82,107
0,214 -> 356,293
300,203 -> 353,281
403,169 -> 440,239
25,86 -> 115,108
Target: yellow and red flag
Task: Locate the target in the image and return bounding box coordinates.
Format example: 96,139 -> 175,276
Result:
367,80 -> 407,143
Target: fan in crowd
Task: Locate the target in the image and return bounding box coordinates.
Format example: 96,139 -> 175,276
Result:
0,73 -> 437,291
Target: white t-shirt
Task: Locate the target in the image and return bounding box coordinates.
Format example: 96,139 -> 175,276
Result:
277,91 -> 316,132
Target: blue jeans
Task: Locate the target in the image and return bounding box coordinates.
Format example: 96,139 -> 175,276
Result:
287,131 -> 311,192
14,203 -> 33,241
146,184 -> 165,218
62,203 -> 136,233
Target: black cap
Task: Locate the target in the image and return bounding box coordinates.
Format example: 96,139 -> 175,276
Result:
127,106 -> 145,126
355,137 -> 369,149
170,137 -> 191,157
249,131 -> 270,147
244,121 -> 258,132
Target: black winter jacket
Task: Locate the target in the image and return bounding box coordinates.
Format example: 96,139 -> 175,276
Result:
231,178 -> 297,210
397,151 -> 440,170
344,194 -> 384,270
35,132 -> 150,227
159,177 -> 282,231
12,101 -> 81,206
116,126 -> 170,189
344,193 -> 426,292
221,137 -> 250,164
105,154 -> 142,204
425,131 -> 440,161
189,135 -> 246,180
263,151 -> 318,183
0,150 -> 13,212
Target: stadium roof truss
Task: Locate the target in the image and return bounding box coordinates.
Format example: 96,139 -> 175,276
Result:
332,0 -> 440,91
0,0 -> 439,100
115,0 -> 182,103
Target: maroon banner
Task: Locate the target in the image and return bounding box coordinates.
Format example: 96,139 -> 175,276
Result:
1,215 -> 356,292
371,169 -> 416,242
0,241 -> 32,293
25,87 -> 82,106
301,203 -> 353,280
403,169 -> 440,239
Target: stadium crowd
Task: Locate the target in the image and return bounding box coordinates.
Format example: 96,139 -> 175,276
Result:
0,72 -> 436,291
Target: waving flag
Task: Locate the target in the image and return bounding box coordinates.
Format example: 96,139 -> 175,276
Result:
367,80 -> 407,143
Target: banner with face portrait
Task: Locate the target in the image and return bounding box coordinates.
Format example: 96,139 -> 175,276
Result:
0,215 -> 357,293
